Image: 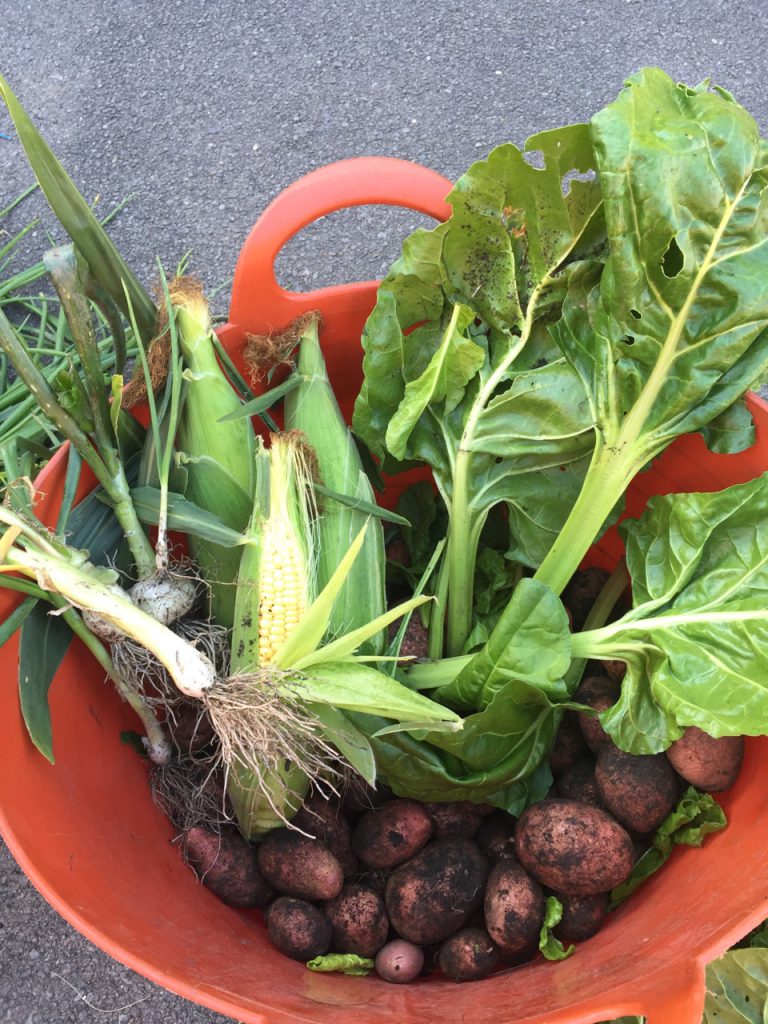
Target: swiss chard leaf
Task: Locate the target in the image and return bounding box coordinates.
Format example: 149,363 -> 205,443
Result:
539,896 -> 575,962
574,475 -> 768,750
538,68 -> 768,595
704,949 -> 768,1023
354,126 -> 602,655
610,787 -> 726,908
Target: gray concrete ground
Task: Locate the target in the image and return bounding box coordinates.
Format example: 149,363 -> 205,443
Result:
2,0 -> 768,1020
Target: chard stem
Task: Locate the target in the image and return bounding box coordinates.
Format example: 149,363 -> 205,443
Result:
534,443 -> 636,597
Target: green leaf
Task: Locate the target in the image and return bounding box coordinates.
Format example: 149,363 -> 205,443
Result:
306,954 -> 375,976
539,896 -> 575,962
610,787 -> 726,908
18,599 -> 73,763
574,475 -> 768,748
313,482 -> 409,527
130,485 -> 250,548
704,949 -> 768,1023
306,703 -> 376,786
292,661 -> 462,726
437,578 -> 571,710
0,75 -> 156,342
0,595 -> 37,648
218,372 -> 305,421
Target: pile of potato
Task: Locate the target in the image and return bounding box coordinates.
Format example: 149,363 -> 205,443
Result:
178,569 -> 744,984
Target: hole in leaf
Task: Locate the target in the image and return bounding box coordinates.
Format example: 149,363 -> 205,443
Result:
523,149 -> 545,169
562,168 -> 597,195
661,236 -> 684,278
623,335 -> 635,346
629,308 -> 642,320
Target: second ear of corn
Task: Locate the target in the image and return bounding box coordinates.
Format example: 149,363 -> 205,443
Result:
173,283 -> 255,628
284,315 -> 386,654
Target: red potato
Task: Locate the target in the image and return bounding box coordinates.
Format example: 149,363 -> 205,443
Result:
168,700 -> 216,754
553,892 -> 608,943
388,615 -> 430,659
575,676 -> 620,753
549,713 -> 589,778
324,884 -> 389,957
484,859 -> 544,960
515,799 -> 634,896
291,793 -> 358,877
257,829 -> 344,900
267,897 -> 332,961
181,827 -> 273,908
666,728 -> 744,792
476,810 -> 517,861
438,927 -> 499,982
604,659 -> 627,684
595,748 -> 678,834
424,801 -> 485,838
385,838 -> 490,945
557,759 -> 603,808
563,567 -> 610,631
341,777 -> 392,818
352,799 -> 433,869
375,939 -> 424,984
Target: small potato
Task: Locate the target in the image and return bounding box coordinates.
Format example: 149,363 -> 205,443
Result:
484,859 -> 543,960
181,827 -> 272,907
375,939 -> 424,984
385,838 -> 490,944
424,801 -> 485,839
604,660 -> 627,684
666,728 -> 744,792
575,676 -> 620,753
595,748 -> 678,833
169,701 -> 216,754
476,811 -> 517,861
563,567 -> 610,631
341,777 -> 392,818
352,799 -> 432,869
388,616 -> 429,659
257,829 -> 344,900
438,927 -> 499,982
515,799 -> 634,896
291,794 -> 358,877
557,759 -> 603,807
324,884 -> 389,957
267,897 -> 332,961
549,713 -> 589,778
554,892 -> 608,943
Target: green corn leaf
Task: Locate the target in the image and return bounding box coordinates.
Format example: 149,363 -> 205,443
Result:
308,703 -> 377,785
0,595 -> 38,648
292,594 -> 430,670
290,661 -> 462,726
55,445 -> 82,536
313,482 -> 410,527
273,522 -> 369,667
18,598 -> 72,763
0,75 -> 156,342
218,373 -> 306,421
130,485 -> 250,547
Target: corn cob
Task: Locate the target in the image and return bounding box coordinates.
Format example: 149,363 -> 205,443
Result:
227,433 -> 315,837
173,280 -> 255,627
284,315 -> 386,654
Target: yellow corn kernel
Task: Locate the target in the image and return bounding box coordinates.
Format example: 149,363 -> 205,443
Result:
257,519 -> 306,665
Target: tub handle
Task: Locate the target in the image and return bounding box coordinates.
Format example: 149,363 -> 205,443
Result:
228,156 -> 452,329
640,962 -> 706,1024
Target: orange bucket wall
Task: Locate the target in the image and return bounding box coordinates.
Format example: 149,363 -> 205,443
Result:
1,158 -> 767,1024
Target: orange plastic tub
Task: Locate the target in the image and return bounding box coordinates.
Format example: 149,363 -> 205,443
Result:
2,158 -> 768,1024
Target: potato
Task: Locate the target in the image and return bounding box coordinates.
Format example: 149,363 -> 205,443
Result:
476,811 -> 517,861
595,748 -> 678,833
515,799 -> 634,896
324,884 -> 389,957
484,859 -> 544,960
424,801 -> 485,839
438,927 -> 499,982
341,777 -> 392,818
563,567 -> 610,631
353,868 -> 389,895
291,793 -> 358,877
666,728 -> 744,792
575,676 -> 620,753
604,659 -> 627,684
385,837 -> 490,944
267,897 -> 332,961
181,827 -> 273,907
375,939 -> 424,984
352,799 -> 433,869
553,892 -> 608,943
557,759 -> 603,808
388,615 -> 430,659
257,828 -> 344,900
549,713 -> 589,777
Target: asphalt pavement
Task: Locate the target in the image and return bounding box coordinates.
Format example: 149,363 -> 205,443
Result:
2,0 -> 768,1021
